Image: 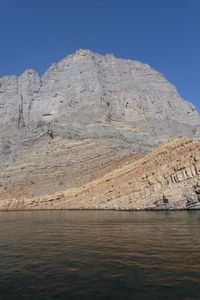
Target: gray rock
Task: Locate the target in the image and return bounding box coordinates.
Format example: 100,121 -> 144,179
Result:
0,49 -> 200,158
186,196 -> 200,210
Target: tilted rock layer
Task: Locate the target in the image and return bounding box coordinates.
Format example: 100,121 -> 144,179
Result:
0,139 -> 200,210
0,49 -> 200,210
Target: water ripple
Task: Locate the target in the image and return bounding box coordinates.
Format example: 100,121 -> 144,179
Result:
0,211 -> 200,299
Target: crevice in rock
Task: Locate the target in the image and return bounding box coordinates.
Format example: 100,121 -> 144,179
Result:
18,95 -> 25,128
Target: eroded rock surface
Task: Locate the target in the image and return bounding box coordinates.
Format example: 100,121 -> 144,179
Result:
0,139 -> 200,210
1,49 -> 200,156
0,50 -> 200,210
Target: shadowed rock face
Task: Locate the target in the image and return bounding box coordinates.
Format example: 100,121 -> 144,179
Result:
0,50 -> 200,210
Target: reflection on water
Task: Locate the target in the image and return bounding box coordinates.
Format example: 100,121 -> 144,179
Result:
0,211 -> 200,299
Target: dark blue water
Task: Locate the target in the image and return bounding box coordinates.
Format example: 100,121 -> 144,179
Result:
0,211 -> 200,300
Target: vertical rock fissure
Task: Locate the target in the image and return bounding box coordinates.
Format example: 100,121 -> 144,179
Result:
18,95 -> 25,128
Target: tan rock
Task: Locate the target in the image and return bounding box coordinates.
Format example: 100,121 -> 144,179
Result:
0,138 -> 199,210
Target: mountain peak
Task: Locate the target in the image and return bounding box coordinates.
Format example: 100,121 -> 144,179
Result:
0,50 -> 199,156
0,50 -> 200,211
74,48 -> 95,56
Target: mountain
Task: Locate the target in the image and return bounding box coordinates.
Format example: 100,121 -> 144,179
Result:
0,49 -> 200,210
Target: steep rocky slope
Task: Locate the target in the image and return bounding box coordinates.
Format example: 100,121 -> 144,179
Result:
0,139 -> 200,210
0,49 -> 200,157
0,136 -> 140,200
0,49 -> 200,210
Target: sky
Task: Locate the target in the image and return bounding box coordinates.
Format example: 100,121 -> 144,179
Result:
0,0 -> 199,112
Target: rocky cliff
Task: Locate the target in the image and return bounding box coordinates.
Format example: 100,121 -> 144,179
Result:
0,49 -> 200,210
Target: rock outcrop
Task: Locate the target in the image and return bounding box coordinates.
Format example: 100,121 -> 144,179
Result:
0,50 -> 200,210
0,139 -> 200,210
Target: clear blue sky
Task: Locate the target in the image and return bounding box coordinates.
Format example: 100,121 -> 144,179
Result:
0,0 -> 199,112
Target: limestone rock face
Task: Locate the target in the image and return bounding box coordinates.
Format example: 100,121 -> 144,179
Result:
0,49 -> 200,210
0,49 -> 199,156
0,139 -> 200,210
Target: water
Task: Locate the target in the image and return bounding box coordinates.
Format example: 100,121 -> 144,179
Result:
0,211 -> 200,300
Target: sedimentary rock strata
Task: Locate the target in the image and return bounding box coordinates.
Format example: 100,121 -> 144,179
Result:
0,50 -> 200,210
0,139 -> 199,210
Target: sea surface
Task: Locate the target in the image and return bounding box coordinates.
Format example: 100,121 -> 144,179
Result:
0,211 -> 200,300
